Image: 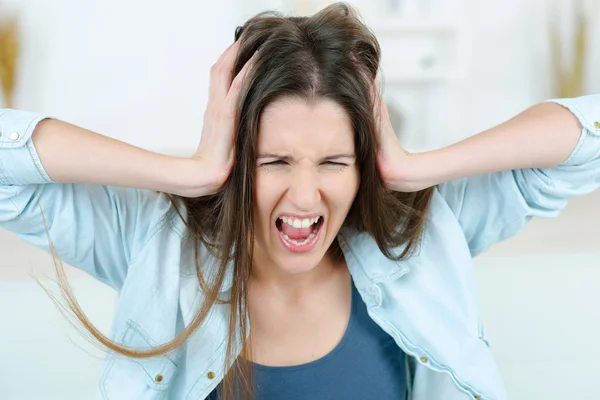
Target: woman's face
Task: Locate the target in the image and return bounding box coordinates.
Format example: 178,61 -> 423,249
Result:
253,97 -> 360,276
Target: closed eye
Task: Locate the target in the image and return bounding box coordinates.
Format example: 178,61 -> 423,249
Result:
260,160 -> 349,167
262,160 -> 287,166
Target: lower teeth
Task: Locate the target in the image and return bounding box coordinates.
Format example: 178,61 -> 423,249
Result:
282,230 -> 317,246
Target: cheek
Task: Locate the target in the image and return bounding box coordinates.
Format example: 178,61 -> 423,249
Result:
324,169 -> 360,208
254,172 -> 284,221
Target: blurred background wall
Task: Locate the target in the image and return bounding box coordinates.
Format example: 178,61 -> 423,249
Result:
0,0 -> 598,399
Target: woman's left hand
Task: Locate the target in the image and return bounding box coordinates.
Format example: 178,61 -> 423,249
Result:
374,87 -> 426,192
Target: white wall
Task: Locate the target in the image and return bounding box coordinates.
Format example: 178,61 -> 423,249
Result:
0,277 -> 117,400
1,0 -> 599,399
2,0 -> 242,156
450,0 -> 600,137
1,0 -> 242,398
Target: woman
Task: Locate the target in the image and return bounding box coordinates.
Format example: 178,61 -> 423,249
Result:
1,3 -> 598,400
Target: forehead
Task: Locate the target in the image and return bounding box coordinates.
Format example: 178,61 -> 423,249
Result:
257,97 -> 354,153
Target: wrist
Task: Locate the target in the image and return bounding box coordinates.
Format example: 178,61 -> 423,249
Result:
166,156 -> 231,198
387,151 -> 446,192
163,157 -> 211,198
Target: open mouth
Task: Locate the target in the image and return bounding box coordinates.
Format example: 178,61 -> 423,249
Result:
275,215 -> 324,251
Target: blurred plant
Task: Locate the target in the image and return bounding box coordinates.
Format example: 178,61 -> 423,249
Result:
0,15 -> 19,108
549,1 -> 587,98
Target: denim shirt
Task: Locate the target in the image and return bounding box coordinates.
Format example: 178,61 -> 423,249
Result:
1,95 -> 599,400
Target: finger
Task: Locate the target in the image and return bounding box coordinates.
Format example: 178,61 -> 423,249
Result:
375,102 -> 383,140
374,72 -> 382,94
367,71 -> 381,102
208,40 -> 241,104
216,40 -> 238,67
371,74 -> 384,135
209,40 -> 240,103
218,40 -> 243,90
223,50 -> 260,117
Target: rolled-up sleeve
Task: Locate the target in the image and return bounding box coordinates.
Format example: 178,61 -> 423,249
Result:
0,109 -> 53,185
438,94 -> 600,256
546,95 -> 600,168
0,109 -> 171,290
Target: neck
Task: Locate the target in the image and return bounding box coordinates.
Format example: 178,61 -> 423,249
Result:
250,245 -> 345,304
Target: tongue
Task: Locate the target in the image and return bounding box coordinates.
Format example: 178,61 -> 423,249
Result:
280,223 -> 313,240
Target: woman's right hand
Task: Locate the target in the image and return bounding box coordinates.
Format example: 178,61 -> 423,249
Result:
187,40 -> 257,197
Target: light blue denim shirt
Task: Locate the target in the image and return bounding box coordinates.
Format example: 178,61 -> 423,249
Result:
1,95 -> 599,400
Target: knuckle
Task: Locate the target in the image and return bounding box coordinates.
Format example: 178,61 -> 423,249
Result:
213,108 -> 224,120
230,79 -> 242,91
215,109 -> 231,122
209,63 -> 221,78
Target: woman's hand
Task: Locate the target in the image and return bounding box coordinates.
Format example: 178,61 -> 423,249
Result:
373,80 -> 433,192
375,91 -> 585,193
374,95 -> 411,191
185,40 -> 257,197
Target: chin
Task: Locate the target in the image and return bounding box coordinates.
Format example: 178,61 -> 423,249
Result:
272,252 -> 326,275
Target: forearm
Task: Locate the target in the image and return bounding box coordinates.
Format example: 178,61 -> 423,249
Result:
409,102 -> 583,187
32,119 -> 201,195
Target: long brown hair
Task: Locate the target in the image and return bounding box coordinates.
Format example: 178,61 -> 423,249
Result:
45,3 -> 434,399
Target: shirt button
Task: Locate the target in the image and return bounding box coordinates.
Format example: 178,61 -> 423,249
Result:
155,374 -> 163,382
9,132 -> 19,141
419,356 -> 428,363
594,121 -> 600,130
474,396 -> 480,400
207,371 -> 215,379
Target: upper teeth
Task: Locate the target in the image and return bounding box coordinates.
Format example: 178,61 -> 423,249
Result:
280,216 -> 320,228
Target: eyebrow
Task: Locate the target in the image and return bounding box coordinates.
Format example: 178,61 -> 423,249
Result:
257,153 -> 356,162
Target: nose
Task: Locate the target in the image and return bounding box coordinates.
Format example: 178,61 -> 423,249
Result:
287,168 -> 321,211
